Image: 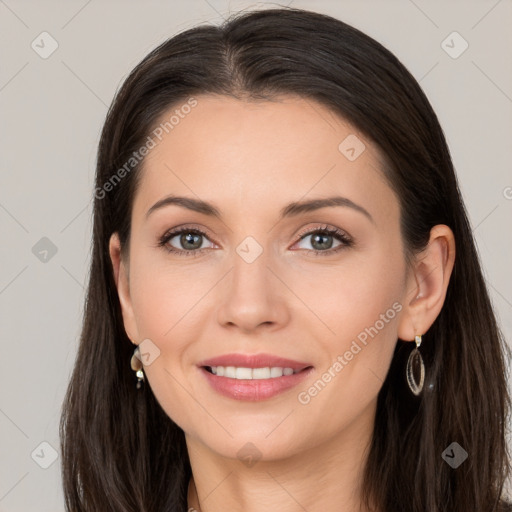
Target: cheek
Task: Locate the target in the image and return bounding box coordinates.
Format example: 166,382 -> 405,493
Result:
129,249 -> 212,338
292,242 -> 404,386
127,259 -> 210,427
298,247 -> 404,412
291,239 -> 404,343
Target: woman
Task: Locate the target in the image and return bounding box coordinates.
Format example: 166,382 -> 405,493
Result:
59,7 -> 511,512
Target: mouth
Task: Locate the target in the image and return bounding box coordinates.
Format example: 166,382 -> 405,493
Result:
202,365 -> 312,379
198,363 -> 314,401
196,353 -> 314,400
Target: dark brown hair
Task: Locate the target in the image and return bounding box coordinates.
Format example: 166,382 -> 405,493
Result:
59,7 -> 511,511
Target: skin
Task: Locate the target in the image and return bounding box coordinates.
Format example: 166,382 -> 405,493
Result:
109,94 -> 455,512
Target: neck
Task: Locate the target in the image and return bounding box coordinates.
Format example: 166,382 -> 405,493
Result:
186,400 -> 377,512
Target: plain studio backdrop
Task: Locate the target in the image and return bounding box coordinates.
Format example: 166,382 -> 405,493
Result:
0,1 -> 511,510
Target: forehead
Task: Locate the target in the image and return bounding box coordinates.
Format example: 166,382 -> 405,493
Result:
133,94 -> 396,222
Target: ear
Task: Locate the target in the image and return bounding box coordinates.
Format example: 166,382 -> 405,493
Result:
109,232 -> 139,345
397,224 -> 456,341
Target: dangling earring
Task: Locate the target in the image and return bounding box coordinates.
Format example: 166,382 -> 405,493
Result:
130,345 -> 145,389
406,334 -> 425,396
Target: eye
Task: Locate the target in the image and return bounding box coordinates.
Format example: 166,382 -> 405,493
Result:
157,226 -> 215,257
157,224 -> 353,257
293,225 -> 353,255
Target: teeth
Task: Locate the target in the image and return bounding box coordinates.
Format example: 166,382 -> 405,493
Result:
208,366 -> 300,379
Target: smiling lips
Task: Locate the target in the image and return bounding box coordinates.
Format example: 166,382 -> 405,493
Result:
198,352 -> 312,371
197,353 -> 314,401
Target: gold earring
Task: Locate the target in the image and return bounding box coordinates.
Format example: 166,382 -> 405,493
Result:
130,346 -> 145,389
406,334 -> 425,396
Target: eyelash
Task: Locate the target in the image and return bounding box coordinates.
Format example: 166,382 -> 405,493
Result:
157,224 -> 354,258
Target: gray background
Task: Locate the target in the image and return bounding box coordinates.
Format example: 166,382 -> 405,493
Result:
1,0 -> 511,510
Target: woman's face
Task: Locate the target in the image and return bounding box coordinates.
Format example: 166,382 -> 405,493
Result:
111,94 -> 416,461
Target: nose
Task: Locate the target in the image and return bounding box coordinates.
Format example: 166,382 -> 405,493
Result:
216,247 -> 290,333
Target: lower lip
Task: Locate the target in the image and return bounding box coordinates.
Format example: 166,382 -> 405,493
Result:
199,366 -> 314,401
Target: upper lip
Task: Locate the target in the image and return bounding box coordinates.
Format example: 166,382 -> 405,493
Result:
198,353 -> 313,371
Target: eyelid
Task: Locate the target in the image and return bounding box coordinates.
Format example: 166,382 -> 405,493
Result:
294,224 -> 352,242
159,223 -> 215,242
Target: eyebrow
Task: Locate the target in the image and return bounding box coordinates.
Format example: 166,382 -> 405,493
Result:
145,194 -> 374,224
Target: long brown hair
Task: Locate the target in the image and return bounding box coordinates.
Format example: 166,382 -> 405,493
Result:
59,7 -> 511,511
